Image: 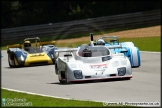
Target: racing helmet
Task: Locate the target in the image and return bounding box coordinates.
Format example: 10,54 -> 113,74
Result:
24,41 -> 31,51
82,48 -> 92,57
96,39 -> 105,45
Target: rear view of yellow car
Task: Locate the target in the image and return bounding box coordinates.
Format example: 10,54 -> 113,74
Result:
7,37 -> 58,67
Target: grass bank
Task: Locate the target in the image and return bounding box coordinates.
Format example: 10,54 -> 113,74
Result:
1,89 -> 134,107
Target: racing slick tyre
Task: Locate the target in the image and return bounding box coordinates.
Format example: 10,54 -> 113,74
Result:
126,78 -> 131,80
59,79 -> 67,84
55,64 -> 59,75
9,53 -> 20,68
123,77 -> 131,80
8,54 -> 15,68
8,57 -> 14,68
59,71 -> 68,84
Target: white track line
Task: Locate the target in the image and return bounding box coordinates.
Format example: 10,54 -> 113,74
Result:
1,87 -> 103,103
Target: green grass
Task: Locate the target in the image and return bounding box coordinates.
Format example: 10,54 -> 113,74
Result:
119,37 -> 161,52
1,89 -> 134,107
54,37 -> 161,52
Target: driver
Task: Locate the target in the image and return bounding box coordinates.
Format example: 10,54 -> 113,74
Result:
24,41 -> 31,51
96,39 -> 105,45
82,48 -> 92,57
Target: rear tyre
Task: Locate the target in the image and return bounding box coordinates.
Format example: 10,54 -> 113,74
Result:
124,77 -> 131,80
132,66 -> 139,68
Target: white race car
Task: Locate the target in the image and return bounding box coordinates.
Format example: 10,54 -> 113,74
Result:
54,34 -> 132,83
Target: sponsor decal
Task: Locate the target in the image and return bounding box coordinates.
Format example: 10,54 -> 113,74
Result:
89,64 -> 107,69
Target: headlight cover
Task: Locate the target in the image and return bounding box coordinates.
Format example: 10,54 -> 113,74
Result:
17,55 -> 25,65
73,70 -> 83,79
17,55 -> 24,61
117,67 -> 126,76
20,55 -> 24,61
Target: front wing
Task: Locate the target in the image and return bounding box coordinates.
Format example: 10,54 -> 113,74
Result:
56,58 -> 132,83
66,65 -> 132,82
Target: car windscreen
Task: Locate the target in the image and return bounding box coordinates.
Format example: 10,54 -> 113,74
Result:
90,46 -> 110,57
27,47 -> 43,54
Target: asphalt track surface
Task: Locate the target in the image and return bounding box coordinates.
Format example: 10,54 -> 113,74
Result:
1,50 -> 161,106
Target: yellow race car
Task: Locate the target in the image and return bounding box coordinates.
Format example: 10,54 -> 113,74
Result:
7,37 -> 58,67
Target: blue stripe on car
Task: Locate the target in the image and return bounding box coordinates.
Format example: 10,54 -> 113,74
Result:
125,43 -> 134,67
137,48 -> 141,66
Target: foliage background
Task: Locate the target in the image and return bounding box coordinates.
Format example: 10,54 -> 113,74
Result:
1,1 -> 161,29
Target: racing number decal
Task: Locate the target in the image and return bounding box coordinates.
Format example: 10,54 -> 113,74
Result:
89,64 -> 107,69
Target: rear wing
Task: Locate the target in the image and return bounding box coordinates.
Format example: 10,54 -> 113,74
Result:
24,37 -> 40,41
54,48 -> 78,59
39,41 -> 56,46
96,36 -> 117,40
107,45 -> 128,53
7,44 -> 22,49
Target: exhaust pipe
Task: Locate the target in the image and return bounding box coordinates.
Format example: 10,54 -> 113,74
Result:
90,33 -> 94,46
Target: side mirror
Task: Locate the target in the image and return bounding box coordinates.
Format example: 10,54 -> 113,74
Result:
120,50 -> 128,53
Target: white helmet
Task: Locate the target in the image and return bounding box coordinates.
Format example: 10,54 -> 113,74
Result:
97,39 -> 105,45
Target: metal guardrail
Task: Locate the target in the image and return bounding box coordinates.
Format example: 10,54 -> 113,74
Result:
1,9 -> 161,41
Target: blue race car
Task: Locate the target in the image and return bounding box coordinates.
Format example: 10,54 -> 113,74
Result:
94,35 -> 140,67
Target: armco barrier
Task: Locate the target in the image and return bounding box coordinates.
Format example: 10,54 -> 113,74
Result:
1,9 -> 161,41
